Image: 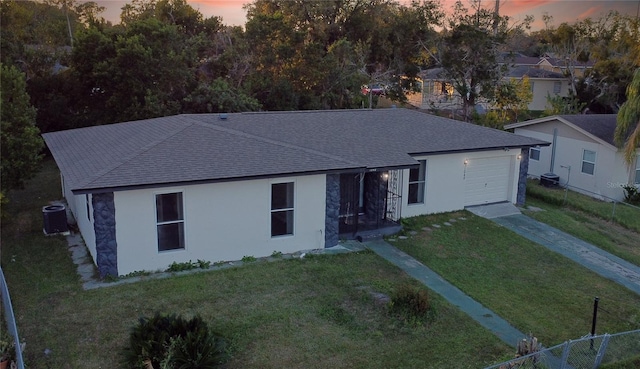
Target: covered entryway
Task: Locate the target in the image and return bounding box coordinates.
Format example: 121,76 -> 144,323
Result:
464,156 -> 512,206
336,171 -> 402,238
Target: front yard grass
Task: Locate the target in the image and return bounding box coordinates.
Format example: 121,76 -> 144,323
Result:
1,160 -> 512,368
395,212 -> 640,346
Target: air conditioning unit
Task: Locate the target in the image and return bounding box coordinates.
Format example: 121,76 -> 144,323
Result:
540,173 -> 560,188
43,205 -> 68,235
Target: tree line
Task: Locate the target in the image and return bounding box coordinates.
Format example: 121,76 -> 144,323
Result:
1,0 -> 640,196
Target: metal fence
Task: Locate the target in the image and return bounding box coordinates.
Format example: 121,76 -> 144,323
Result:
0,266 -> 25,369
485,329 -> 640,369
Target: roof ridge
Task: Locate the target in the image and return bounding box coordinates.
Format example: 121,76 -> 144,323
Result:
189,116 -> 363,167
81,117 -> 195,189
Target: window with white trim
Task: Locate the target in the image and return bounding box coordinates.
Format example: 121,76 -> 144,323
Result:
529,147 -> 540,161
156,192 -> 185,251
553,81 -> 561,94
271,182 -> 294,237
408,160 -> 426,204
581,150 -> 596,175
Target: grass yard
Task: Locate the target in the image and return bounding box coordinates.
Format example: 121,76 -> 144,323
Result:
1,160 -> 512,368
525,179 -> 640,233
395,212 -> 640,346
524,197 -> 640,267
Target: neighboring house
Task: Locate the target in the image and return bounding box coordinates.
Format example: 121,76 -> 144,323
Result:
505,114 -> 639,201
406,68 -> 461,111
504,66 -> 571,111
537,55 -> 594,78
43,109 -> 546,277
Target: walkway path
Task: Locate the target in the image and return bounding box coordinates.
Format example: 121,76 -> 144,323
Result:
365,239 -> 527,348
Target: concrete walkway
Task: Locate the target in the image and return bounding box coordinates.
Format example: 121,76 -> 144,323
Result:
365,239 -> 527,348
467,202 -> 640,295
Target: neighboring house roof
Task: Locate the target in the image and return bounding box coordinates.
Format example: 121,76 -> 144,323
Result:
505,66 -> 566,79
540,56 -> 595,68
44,109 -> 547,194
505,114 -> 618,148
419,68 -> 447,80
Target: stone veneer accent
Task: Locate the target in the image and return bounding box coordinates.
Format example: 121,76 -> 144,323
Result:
364,172 -> 388,223
92,192 -> 118,277
517,148 -> 530,206
324,174 -> 340,248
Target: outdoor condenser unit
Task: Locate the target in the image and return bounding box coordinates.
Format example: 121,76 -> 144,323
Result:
42,204 -> 68,235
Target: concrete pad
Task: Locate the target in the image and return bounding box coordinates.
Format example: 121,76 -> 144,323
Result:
466,202 -> 521,219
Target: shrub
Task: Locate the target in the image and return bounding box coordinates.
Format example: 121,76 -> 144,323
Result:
622,184 -> 640,205
123,313 -> 227,369
389,283 -> 431,324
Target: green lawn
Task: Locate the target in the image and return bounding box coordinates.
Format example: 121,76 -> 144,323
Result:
1,160 -> 512,368
394,212 -> 640,345
525,179 -> 640,233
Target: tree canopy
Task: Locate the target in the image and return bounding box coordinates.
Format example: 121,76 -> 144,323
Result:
0,64 -> 44,192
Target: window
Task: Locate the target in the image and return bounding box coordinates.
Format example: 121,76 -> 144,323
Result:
553,81 -> 562,94
271,182 -> 294,237
529,147 -> 541,161
635,155 -> 640,185
156,192 -> 185,251
581,150 -> 596,175
408,160 -> 426,204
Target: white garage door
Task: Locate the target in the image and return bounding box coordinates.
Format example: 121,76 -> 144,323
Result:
464,156 -> 512,206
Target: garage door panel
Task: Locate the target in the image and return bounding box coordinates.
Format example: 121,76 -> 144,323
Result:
464,157 -> 512,206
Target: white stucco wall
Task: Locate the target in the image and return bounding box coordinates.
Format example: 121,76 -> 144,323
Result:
62,174 -> 97,262
113,174 -> 326,275
515,125 -> 628,201
401,150 -> 521,218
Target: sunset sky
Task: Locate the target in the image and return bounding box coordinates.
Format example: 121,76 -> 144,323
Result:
93,0 -> 640,29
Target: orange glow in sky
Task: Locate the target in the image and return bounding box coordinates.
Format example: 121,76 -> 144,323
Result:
93,0 -> 638,29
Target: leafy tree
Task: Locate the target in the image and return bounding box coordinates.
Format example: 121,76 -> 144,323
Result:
0,64 -> 44,193
183,78 -> 261,113
421,0 -> 515,121
492,76 -> 532,123
615,68 -> 640,165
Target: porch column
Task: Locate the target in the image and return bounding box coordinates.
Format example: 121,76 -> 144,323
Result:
93,192 -> 118,278
517,148 -> 530,206
324,174 -> 340,248
364,172 -> 388,221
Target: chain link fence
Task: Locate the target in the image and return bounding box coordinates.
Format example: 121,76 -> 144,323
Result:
485,330 -> 640,369
0,266 -> 25,369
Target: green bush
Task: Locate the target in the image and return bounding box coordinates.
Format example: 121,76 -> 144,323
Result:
622,184 -> 640,205
123,313 -> 227,369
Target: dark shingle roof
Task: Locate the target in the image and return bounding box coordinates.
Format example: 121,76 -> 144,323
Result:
557,114 -> 618,146
506,66 -> 565,79
43,109 -> 547,193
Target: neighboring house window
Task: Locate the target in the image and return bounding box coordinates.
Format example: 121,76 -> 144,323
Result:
85,194 -> 91,221
581,150 -> 596,175
553,81 -> 561,94
408,160 -> 426,204
271,182 -> 294,237
156,192 -> 185,251
635,155 -> 640,184
530,81 -> 535,92
529,147 -> 541,161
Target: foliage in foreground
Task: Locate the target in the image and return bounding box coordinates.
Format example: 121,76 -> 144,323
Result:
123,313 -> 227,369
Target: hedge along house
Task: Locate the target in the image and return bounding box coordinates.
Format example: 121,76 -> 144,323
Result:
43,109 -> 547,277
